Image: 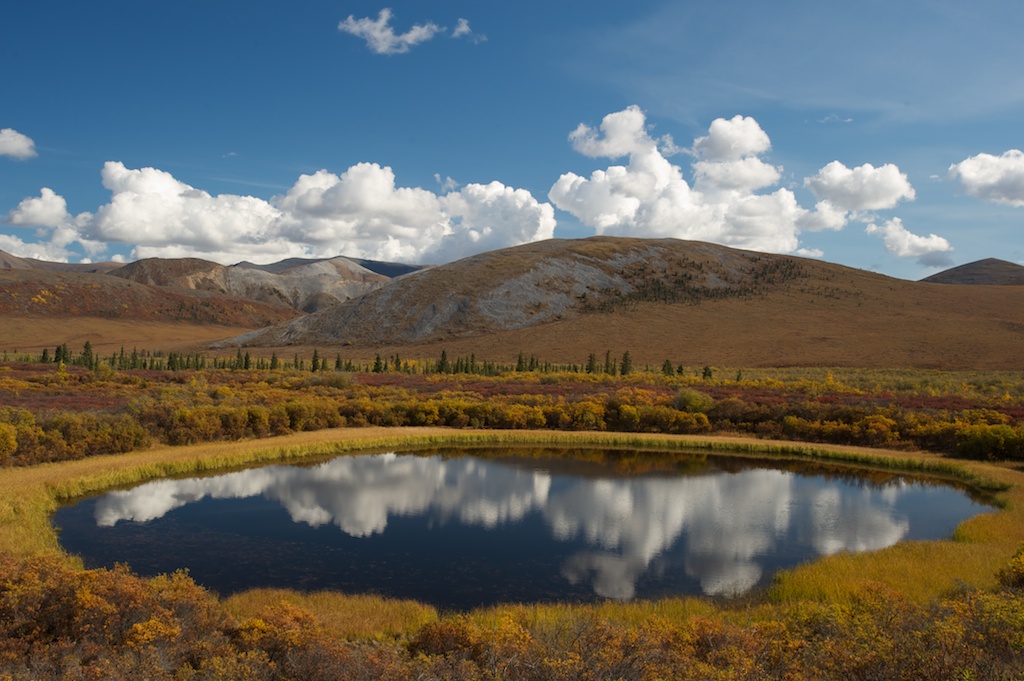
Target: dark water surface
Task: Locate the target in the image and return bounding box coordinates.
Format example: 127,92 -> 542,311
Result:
53,449 -> 992,610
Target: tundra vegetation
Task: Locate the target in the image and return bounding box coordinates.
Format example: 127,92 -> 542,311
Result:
1,344 -> 1024,679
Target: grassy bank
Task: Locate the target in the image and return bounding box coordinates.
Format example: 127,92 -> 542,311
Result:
3,427 -> 1023,636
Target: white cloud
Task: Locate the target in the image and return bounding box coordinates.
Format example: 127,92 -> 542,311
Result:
434,173 -> 459,193
3,188 -> 101,262
949,149 -> 1024,207
550,107 -> 930,260
279,166 -> 554,263
865,218 -> 953,266
8,187 -> 69,227
431,181 -> 556,261
452,18 -> 485,42
797,200 -> 848,232
0,128 -> 37,160
338,8 -> 442,55
0,233 -> 70,262
550,107 -> 830,254
692,115 -> 772,161
804,161 -> 916,211
693,156 -> 780,194
276,164 -> 447,262
568,105 -> 654,159
91,162 -> 285,256
8,161 -> 554,266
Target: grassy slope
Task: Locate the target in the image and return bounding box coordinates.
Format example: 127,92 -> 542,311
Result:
4,427 -> 1022,637
360,276 -> 1024,371
0,316 -> 262,355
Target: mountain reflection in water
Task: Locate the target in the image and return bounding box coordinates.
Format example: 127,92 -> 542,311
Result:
55,451 -> 986,608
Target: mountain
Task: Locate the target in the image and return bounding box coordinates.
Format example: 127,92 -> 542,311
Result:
109,256 -> 391,312
4,239 -> 1024,370
235,256 -> 422,279
0,248 -> 121,274
0,268 -> 299,327
921,258 -> 1024,285
229,237 -> 1024,371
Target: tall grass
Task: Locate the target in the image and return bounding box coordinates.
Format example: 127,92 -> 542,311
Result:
222,588 -> 438,640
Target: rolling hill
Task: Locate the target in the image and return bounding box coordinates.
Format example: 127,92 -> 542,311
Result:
108,256 -> 391,312
3,239 -> 1024,370
0,268 -> 301,355
921,258 -> 1024,286
0,248 -> 121,274
228,237 -> 1024,371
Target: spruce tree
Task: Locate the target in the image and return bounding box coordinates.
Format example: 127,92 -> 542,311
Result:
620,351 -> 633,376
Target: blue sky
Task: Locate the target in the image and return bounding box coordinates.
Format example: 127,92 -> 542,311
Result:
2,0 -> 1023,280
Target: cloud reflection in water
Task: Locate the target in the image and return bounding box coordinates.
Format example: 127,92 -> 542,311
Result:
93,453 -> 917,599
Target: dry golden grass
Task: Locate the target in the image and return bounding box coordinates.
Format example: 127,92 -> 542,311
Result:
222,588 -> 438,640
0,315 -> 260,355
371,278 -> 1024,371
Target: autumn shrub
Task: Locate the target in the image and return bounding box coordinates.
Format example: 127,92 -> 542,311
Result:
0,554 -> 234,680
568,400 -> 607,431
675,388 -> 716,414
998,544 -> 1024,589
0,423 -> 14,464
955,423 -> 1024,460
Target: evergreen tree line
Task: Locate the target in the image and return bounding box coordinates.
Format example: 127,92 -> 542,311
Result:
30,342 -> 719,380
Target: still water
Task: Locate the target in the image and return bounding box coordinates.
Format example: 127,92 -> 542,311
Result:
53,449 -> 991,610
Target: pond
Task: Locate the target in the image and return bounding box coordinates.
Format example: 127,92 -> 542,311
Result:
53,448 -> 993,611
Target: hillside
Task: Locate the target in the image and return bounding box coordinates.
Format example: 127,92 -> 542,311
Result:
109,256 -> 390,312
230,237 -> 1024,371
921,258 -> 1024,285
4,238 -> 1024,370
235,256 -> 422,279
0,248 -> 121,274
0,269 -> 300,354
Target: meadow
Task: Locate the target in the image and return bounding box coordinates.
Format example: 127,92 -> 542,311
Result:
1,349 -> 1024,679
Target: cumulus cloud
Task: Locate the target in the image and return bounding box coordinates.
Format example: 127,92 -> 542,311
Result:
3,106 -> 941,268
338,8 -> 442,54
866,218 -> 953,267
431,182 -> 556,261
692,115 -> 771,161
804,161 -> 916,211
551,107 -> 840,254
0,234 -> 71,262
949,149 -> 1024,207
0,128 -> 37,160
276,164 -> 446,262
10,160 -> 554,265
550,106 -> 929,260
8,187 -> 69,227
568,106 -> 655,159
3,187 -> 102,262
90,162 -> 288,261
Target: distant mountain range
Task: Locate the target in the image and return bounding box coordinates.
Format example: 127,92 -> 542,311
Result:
107,256 -> 393,313
2,242 -> 1023,370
